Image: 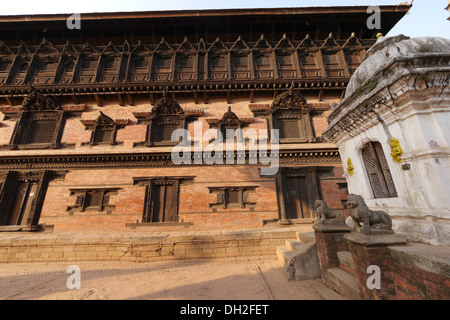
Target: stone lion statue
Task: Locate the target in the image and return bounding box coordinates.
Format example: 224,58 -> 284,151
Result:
313,200 -> 345,225
347,194 -> 393,234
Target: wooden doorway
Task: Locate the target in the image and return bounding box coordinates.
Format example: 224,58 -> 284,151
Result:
0,171 -> 56,229
285,175 -> 312,219
6,180 -> 39,226
147,180 -> 178,223
277,168 -> 321,222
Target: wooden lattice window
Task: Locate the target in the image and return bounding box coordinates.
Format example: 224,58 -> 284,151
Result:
278,118 -> 301,139
151,120 -> 181,144
12,111 -> 64,147
93,127 -> 114,144
274,114 -> 314,143
362,141 -> 398,198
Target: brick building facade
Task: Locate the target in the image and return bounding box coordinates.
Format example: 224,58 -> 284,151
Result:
0,5 -> 410,233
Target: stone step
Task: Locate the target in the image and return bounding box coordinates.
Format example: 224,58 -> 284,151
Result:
337,251 -> 356,275
296,231 -> 315,243
285,239 -> 305,252
326,268 -> 362,300
276,245 -> 293,267
315,285 -> 347,300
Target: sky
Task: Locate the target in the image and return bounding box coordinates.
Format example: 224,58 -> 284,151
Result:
1,0 -> 449,38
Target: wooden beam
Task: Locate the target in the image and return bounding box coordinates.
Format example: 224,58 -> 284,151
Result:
4,96 -> 14,106
149,93 -> 155,105
127,93 -> 134,106
117,94 -> 124,106
94,94 -> 102,106
249,91 -> 255,103
71,94 -> 79,105
318,89 -> 324,101
227,91 -> 232,104
193,92 -> 199,104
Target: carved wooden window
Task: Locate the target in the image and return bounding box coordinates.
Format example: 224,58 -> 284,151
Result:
131,57 -> 150,81
362,141 -> 398,199
231,55 -> 250,79
276,54 -> 296,78
11,111 -> 65,148
208,186 -> 257,210
133,94 -> 187,147
153,56 -> 172,81
101,57 -> 120,82
176,55 -> 195,80
323,52 -> 344,77
299,53 -> 321,77
67,188 -> 118,214
273,112 -> 314,143
33,61 -> 58,84
133,177 -> 195,224
0,60 -> 11,84
78,58 -> 98,83
254,54 -> 273,78
81,112 -> 127,146
265,88 -> 315,144
209,55 -> 227,80
93,127 -> 114,144
278,117 -> 301,139
13,62 -> 29,84
345,51 -> 362,75
60,61 -> 75,83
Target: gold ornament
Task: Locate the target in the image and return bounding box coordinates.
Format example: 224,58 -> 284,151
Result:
347,158 -> 354,175
390,138 -> 403,163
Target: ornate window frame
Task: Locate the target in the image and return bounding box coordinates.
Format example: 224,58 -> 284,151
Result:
66,188 -> 119,214
133,93 -> 202,147
208,186 -> 257,210
361,141 -> 398,199
206,106 -> 254,142
6,86 -> 67,150
80,111 -> 129,146
250,86 -> 316,144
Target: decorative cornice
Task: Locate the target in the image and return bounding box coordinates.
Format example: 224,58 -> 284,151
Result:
0,148 -> 341,170
150,92 -> 184,115
206,106 -> 254,127
80,111 -> 130,127
271,85 -> 309,113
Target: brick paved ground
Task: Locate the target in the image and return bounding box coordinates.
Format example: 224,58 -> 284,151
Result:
0,258 -> 325,300
0,226 -> 329,300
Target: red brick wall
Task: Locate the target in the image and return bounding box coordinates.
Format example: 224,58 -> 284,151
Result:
39,166 -> 280,233
389,254 -> 450,300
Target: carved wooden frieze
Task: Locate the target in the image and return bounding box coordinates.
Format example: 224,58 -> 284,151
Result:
0,34 -> 373,100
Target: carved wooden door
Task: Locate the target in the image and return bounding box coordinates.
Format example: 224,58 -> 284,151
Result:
285,176 -> 312,219
149,181 -> 178,223
5,181 -> 38,226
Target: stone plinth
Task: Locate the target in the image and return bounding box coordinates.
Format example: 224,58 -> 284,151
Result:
344,232 -> 407,300
313,224 -> 352,276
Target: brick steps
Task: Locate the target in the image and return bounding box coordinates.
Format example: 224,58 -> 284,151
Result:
315,285 -> 347,300
321,250 -> 361,300
326,267 -> 362,300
